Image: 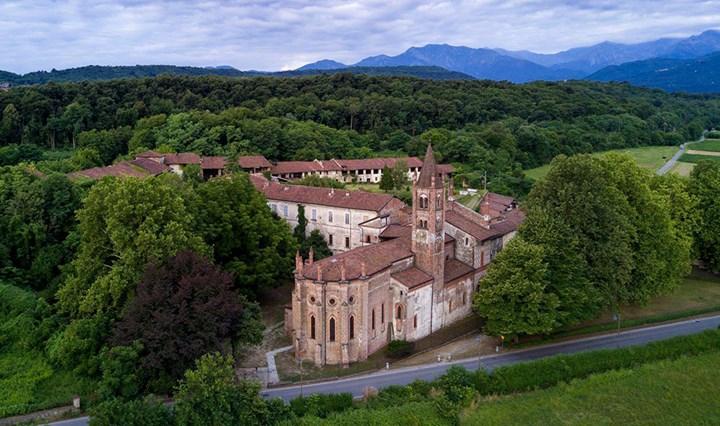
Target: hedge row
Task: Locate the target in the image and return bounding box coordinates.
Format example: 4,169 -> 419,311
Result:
477,328 -> 720,395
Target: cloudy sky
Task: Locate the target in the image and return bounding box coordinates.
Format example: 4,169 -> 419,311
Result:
2,0 -> 720,74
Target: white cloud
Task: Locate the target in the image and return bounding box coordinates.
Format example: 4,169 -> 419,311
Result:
0,0 -> 719,73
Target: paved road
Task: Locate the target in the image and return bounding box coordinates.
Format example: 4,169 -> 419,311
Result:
47,314 -> 720,425
657,132 -> 706,175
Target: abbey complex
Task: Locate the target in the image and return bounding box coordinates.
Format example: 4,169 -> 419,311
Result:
282,145 -> 523,367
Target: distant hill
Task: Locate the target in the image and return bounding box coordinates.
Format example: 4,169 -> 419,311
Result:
587,52 -> 720,93
273,66 -> 474,80
297,60 -> 347,70
0,64 -> 473,87
0,65 -> 254,85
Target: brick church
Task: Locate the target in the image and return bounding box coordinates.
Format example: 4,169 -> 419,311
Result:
287,144 -> 524,366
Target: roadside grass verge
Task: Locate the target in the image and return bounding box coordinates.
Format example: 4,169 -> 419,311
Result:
525,145 -> 678,181
461,351 -> 720,425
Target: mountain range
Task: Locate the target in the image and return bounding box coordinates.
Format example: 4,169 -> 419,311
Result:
298,30 -> 720,91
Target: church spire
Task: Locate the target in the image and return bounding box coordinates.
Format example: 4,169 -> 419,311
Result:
416,143 -> 439,188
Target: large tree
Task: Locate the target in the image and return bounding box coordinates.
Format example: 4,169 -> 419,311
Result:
189,174 -> 297,297
56,175 -> 208,318
111,249 -> 262,384
690,160 -> 720,271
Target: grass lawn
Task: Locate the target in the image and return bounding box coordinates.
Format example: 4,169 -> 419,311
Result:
689,138 -> 720,152
524,145 -> 678,181
669,161 -> 695,177
275,348 -> 393,383
679,153 -> 720,163
460,351 -> 720,425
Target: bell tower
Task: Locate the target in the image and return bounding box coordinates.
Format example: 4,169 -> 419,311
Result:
412,144 -> 446,331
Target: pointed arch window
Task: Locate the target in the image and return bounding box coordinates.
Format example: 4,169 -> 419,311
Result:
418,218 -> 428,229
310,315 -> 316,340
397,305 -> 403,319
329,317 -> 336,342
349,315 -> 355,339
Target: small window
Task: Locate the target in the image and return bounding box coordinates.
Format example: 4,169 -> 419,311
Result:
328,211 -> 334,223
349,315 -> 355,339
414,315 -> 417,329
462,292 -> 467,305
329,318 -> 336,342
281,204 -> 288,217
418,218 -> 428,229
345,236 -> 350,249
270,204 -> 277,212
348,296 -> 355,304
381,303 -> 385,324
365,235 -> 371,243
329,234 -> 334,246
328,298 -> 336,306
436,193 -> 441,209
464,237 -> 470,246
345,212 -> 350,225
449,300 -> 453,312
372,309 -> 376,330
419,195 -> 428,209
310,315 -> 316,340
311,209 -> 317,220
309,296 -> 316,304
481,251 -> 485,266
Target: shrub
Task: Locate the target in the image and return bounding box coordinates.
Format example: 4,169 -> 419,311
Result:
386,340 -> 413,358
705,131 -> 720,139
89,398 -> 173,426
289,393 -> 354,419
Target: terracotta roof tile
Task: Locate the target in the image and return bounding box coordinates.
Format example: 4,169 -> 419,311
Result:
136,151 -> 163,159
130,158 -> 170,175
392,267 -> 433,290
164,153 -> 201,165
250,175 -> 399,212
201,156 -> 226,170
237,155 -> 272,169
444,259 -> 475,283
68,162 -> 149,180
301,237 -> 414,282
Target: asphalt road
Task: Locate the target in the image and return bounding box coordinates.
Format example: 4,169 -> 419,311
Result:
47,314 -> 720,425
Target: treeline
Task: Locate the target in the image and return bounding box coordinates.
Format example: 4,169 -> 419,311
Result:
1,74 -> 719,195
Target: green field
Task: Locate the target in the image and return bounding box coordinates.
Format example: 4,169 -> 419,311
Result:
461,351 -> 720,425
689,138 -> 720,152
524,145 -> 678,181
678,153 -> 720,164
669,161 -> 695,177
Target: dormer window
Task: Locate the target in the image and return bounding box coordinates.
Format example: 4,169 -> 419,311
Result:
419,195 -> 429,209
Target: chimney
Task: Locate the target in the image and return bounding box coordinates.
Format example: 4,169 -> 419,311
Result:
317,265 -> 323,282
361,262 -> 367,278
308,247 -> 314,265
340,262 -> 346,281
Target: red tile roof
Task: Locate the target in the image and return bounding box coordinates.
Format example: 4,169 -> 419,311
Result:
136,151 -> 164,159
237,155 -> 272,169
392,267 -> 433,290
130,158 -> 170,175
201,156 -> 226,170
250,175 -> 400,212
272,159 -> 342,175
301,237 -> 414,282
445,201 -> 523,243
270,156 -> 452,176
164,153 -> 201,165
444,258 -> 475,283
68,162 -> 149,180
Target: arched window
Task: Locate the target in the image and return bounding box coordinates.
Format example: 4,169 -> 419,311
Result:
349,315 -> 355,339
419,195 -> 428,209
310,315 -> 316,340
418,218 -> 427,229
329,317 -> 336,342
397,305 -> 403,319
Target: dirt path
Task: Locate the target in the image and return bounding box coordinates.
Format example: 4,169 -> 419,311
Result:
686,149 -> 720,156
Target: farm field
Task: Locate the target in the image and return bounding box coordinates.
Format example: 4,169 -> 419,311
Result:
678,153 -> 720,163
688,138 -> 720,152
460,351 -> 720,425
525,145 -> 678,181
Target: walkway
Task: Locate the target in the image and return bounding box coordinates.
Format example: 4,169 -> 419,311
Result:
657,131 -> 706,175
266,345 -> 293,385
